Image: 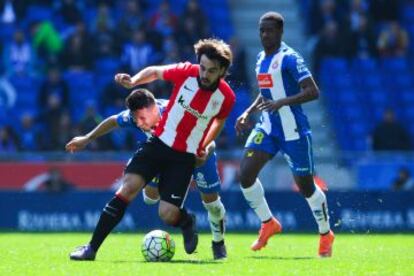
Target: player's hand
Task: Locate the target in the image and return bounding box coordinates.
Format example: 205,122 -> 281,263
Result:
114,73 -> 135,89
257,99 -> 284,113
195,149 -> 208,168
235,112 -> 251,136
65,136 -> 90,153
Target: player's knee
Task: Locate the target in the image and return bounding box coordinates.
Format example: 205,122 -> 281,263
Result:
295,176 -> 316,197
158,202 -> 180,225
239,170 -> 256,188
200,192 -> 219,203
143,186 -> 160,205
143,191 -> 160,205
118,174 -> 145,201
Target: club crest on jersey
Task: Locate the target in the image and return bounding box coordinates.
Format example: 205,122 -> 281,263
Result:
272,61 -> 279,69
257,73 -> 273,88
211,100 -> 219,110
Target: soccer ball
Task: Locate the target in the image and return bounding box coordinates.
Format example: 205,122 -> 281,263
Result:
141,230 -> 175,262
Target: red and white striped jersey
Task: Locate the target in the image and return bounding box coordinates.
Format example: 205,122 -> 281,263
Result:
154,62 -> 235,155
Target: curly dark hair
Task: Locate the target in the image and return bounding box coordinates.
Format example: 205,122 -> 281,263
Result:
194,38 -> 233,72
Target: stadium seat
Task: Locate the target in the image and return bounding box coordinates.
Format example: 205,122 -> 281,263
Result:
26,5 -> 53,22
0,23 -> 16,42
351,58 -> 377,73
393,73 -> 413,90
94,58 -> 120,75
359,74 -> 382,90
400,89 -> 414,104
336,90 -> 359,104
319,58 -> 348,74
380,58 -> 408,72
402,4 -> 414,24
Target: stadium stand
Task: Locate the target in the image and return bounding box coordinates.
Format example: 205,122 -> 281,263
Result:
0,0 -> 242,151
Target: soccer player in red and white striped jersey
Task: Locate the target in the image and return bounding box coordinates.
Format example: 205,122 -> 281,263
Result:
70,39 -> 235,261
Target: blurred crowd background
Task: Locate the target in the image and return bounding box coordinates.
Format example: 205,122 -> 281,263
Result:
0,0 -> 413,191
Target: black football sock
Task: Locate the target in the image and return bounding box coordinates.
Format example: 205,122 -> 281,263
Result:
89,195 -> 129,252
176,208 -> 192,229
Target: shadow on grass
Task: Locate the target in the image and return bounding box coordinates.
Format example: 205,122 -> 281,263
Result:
106,259 -> 221,265
248,256 -> 315,261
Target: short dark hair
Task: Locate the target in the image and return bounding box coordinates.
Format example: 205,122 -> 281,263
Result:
125,88 -> 155,112
194,38 -> 233,71
260,11 -> 284,29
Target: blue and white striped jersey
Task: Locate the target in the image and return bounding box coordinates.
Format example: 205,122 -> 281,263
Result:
255,42 -> 312,141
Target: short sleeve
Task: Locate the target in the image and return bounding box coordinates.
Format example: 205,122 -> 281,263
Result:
284,53 -> 312,83
162,62 -> 197,82
216,85 -> 236,119
116,110 -> 134,128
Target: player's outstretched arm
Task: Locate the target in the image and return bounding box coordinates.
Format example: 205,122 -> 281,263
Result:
235,94 -> 263,136
114,65 -> 176,88
65,115 -> 119,153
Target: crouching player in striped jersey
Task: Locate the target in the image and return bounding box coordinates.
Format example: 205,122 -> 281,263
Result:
66,89 -> 227,259
235,12 -> 334,257
68,38 -> 235,261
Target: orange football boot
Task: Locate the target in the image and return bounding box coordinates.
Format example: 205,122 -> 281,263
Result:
319,230 -> 335,257
251,217 -> 282,251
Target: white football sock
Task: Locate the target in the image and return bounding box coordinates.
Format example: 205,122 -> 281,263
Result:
142,190 -> 159,205
203,197 -> 225,242
241,178 -> 273,222
305,184 -> 330,234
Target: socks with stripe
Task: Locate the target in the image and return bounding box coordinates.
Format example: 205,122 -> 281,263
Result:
89,195 -> 129,252
305,185 -> 330,234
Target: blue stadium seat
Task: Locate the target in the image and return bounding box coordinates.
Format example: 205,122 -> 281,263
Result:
359,74 -> 382,90
400,89 -> 414,104
319,58 -> 348,74
380,57 -> 408,72
392,73 -> 413,90
26,5 -> 53,22
402,4 -> 414,24
352,138 -> 368,151
330,76 -> 354,90
9,75 -> 40,110
336,90 -> 359,104
94,58 -> 120,75
351,58 -> 377,73
0,23 -> 16,42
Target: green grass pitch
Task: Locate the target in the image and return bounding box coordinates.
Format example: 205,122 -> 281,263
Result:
1,233 -> 413,275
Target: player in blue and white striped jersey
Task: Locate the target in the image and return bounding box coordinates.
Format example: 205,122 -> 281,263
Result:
235,11 -> 334,257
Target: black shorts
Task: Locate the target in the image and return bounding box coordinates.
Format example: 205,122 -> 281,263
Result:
125,136 -> 195,207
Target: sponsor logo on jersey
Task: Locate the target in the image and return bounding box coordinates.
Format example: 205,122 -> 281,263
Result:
257,73 -> 273,88
178,95 -> 208,120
